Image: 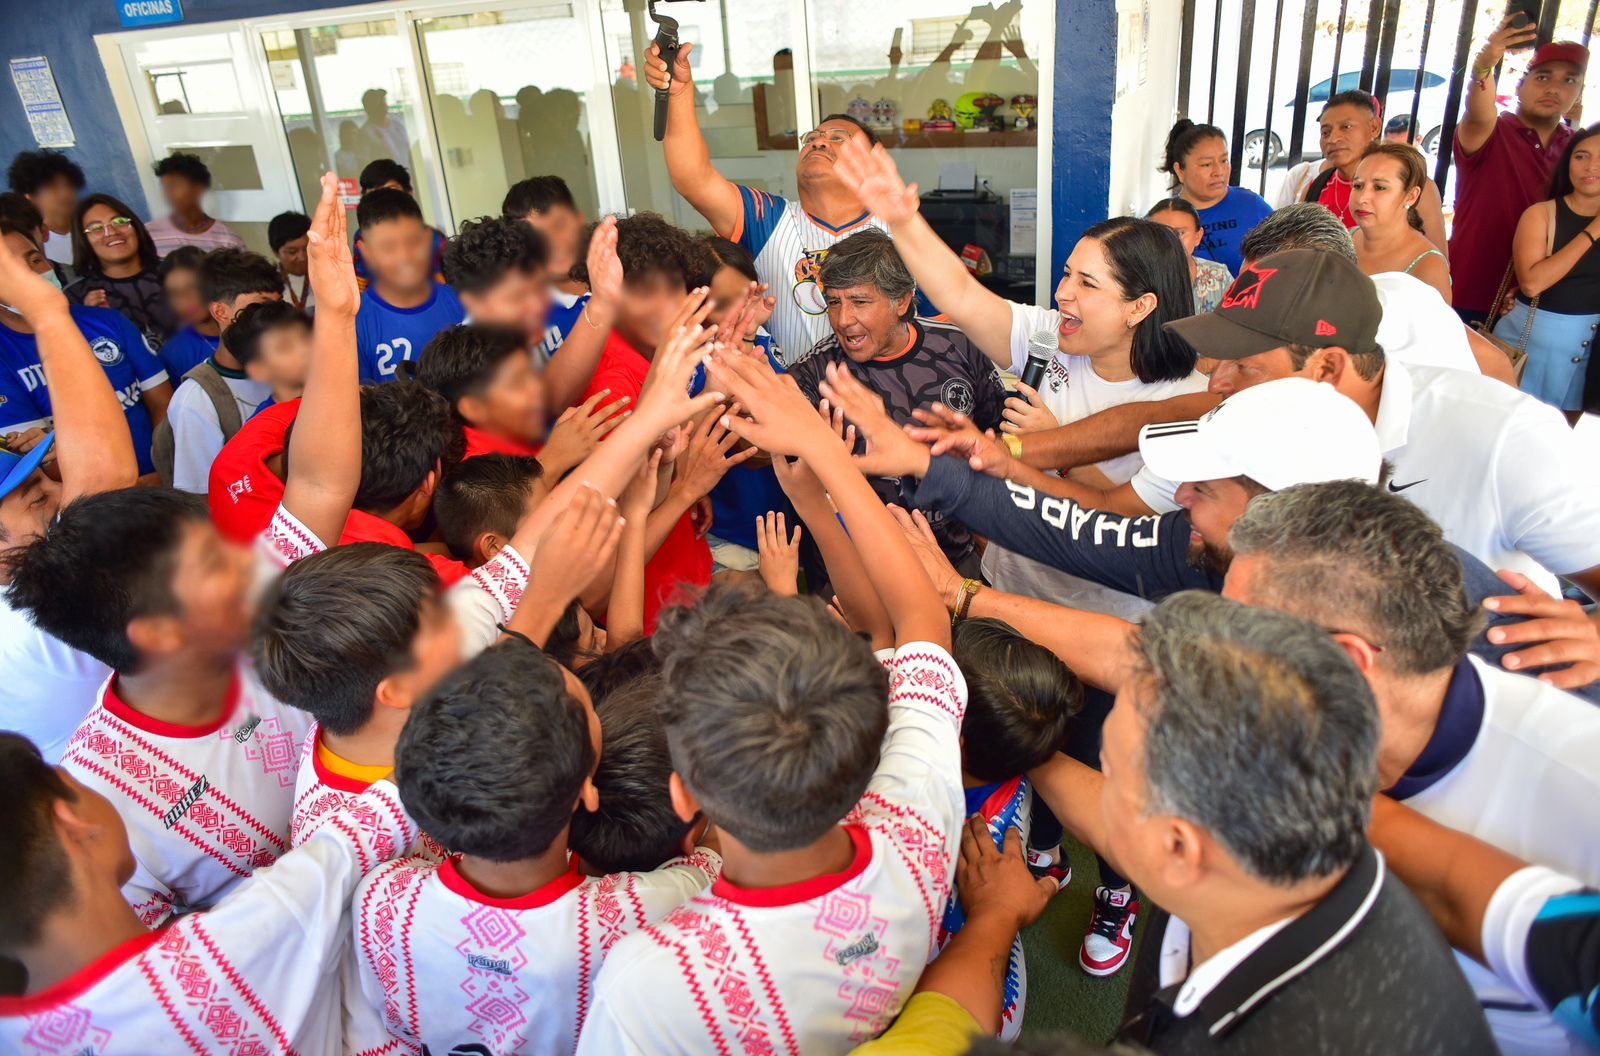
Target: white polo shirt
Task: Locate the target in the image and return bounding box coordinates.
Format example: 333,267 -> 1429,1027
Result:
1375,361 -> 1600,594
994,303 -> 1207,618
0,591 -> 109,762
1370,272 -> 1478,374
1391,656 -> 1600,1053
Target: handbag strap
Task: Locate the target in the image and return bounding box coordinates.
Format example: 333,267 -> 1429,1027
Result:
1513,199 -> 1559,353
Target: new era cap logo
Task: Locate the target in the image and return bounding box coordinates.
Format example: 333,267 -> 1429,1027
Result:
1220,266 -> 1278,311
1315,320 -> 1338,336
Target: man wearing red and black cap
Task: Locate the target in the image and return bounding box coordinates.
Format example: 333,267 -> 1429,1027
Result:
1451,17 -> 1587,325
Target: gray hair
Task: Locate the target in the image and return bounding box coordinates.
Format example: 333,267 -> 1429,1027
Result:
1136,591 -> 1379,884
1229,480 -> 1483,676
1239,202 -> 1358,266
818,228 -> 916,313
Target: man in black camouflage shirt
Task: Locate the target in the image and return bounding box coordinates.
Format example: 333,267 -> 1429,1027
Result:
788,228 -> 1006,570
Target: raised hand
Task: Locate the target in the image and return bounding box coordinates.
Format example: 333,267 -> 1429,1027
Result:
0,235 -> 68,323
721,281 -> 776,350
705,349 -> 833,457
528,484 -> 627,609
673,405 -> 758,503
305,172 -> 359,320
757,511 -> 803,596
620,448 -> 664,523
644,40 -> 696,97
585,216 -> 624,306
835,138 -> 922,225
888,504 -> 963,607
1000,382 -> 1059,435
816,362 -> 930,478
636,290 -> 723,431
540,388 -> 631,478
1480,13 -> 1538,67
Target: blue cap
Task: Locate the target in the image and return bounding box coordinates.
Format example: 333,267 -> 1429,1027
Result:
0,430 -> 55,503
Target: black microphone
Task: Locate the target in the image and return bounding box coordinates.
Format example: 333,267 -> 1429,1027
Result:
647,0 -> 705,142
1021,329 -> 1056,391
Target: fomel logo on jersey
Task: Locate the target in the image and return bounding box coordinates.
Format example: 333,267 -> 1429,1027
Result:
793,248 -> 830,316
834,931 -> 881,966
90,336 -> 125,366
940,378 -> 976,416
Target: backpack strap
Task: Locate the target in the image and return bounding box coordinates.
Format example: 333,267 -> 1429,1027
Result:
186,361 -> 246,440
1304,166 -> 1337,205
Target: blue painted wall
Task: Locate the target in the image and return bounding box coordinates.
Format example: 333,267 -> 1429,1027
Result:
0,0 -> 325,214
1050,0 -> 1117,289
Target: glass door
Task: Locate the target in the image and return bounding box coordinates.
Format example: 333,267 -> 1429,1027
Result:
118,29 -> 302,224
414,4 -> 603,225
259,17 -> 443,230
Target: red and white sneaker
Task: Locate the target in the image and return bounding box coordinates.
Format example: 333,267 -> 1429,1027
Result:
1080,885 -> 1140,977
1026,845 -> 1072,892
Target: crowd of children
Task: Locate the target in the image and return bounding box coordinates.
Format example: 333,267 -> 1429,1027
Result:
1,26 -> 1598,1049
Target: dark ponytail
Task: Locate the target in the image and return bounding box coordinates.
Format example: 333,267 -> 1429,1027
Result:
1160,119 -> 1227,188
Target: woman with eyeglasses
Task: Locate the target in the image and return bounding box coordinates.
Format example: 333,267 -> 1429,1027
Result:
66,194 -> 176,348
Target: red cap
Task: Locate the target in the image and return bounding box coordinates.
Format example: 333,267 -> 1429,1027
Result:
1529,41 -> 1589,71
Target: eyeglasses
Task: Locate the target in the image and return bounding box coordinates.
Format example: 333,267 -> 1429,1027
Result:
83,217 -> 135,238
800,129 -> 855,149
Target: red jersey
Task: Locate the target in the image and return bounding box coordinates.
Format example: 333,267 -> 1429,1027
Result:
462,424 -> 542,461
207,398 -> 469,586
581,332 -> 711,633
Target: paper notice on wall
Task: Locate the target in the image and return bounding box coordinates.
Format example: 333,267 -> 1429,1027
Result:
9,56 -> 75,148
1010,188 -> 1038,257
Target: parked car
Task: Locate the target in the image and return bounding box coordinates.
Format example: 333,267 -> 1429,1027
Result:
1244,68 -> 1450,167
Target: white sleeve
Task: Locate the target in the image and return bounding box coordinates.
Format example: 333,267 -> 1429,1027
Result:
619,849 -> 722,928
447,542 -> 531,660
200,782 -> 418,1051
1006,302 -> 1062,376
1481,865 -> 1586,1012
1492,401 -> 1600,576
1129,463 -> 1182,514
575,991 -> 655,1056
255,503 -> 327,575
168,385 -> 225,493
1274,161 -> 1313,209
857,643 -> 968,856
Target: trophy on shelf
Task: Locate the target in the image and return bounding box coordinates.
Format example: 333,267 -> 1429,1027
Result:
870,98 -> 898,134
925,98 -> 957,133
1011,94 -> 1038,131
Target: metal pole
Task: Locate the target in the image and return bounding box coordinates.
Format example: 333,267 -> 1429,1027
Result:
1286,0 -> 1319,165
1432,0 -> 1480,190
1229,0 -> 1258,181
1406,0 -> 1439,149
1258,0 -> 1287,193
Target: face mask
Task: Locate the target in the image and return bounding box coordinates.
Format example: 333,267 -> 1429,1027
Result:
2,270 -> 64,315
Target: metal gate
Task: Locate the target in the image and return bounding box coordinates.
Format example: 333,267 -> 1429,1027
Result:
1178,0 -> 1600,199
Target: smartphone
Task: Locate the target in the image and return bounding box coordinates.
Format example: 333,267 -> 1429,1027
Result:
1505,0 -> 1540,50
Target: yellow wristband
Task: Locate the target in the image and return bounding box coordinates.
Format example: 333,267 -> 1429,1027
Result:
1002,433 -> 1023,459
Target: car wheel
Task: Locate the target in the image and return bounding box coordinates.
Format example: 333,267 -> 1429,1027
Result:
1421,126 -> 1442,156
1244,130 -> 1283,168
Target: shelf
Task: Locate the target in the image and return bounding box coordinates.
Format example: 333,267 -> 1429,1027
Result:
756,128 -> 1037,152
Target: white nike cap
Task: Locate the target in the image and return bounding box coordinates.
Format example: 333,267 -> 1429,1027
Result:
1138,378 -> 1381,491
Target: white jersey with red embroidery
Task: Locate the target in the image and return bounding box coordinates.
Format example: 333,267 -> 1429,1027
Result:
348,849 -> 723,1055
576,642 -> 968,1056
58,504 -> 324,927
290,726 -> 447,862
0,780 -> 418,1056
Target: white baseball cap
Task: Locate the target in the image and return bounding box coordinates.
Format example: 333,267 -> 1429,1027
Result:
1138,378 -> 1381,491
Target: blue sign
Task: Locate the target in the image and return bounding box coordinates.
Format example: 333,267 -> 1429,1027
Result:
117,0 -> 184,28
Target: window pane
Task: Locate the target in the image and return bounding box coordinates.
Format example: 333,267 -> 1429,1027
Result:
261,21 -> 438,226
804,0 -> 1043,294
597,0 -> 799,225
416,5 -> 601,223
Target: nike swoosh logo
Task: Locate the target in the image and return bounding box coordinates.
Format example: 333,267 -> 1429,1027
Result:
1387,479 -> 1427,492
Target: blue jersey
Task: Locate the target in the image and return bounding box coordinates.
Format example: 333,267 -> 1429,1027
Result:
0,305 -> 167,474
158,325 -> 219,380
1194,186 -> 1274,275
355,284 -> 464,383
537,289 -> 590,360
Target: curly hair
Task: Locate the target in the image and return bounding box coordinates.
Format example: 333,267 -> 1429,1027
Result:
7,150 -> 85,195
153,152 -> 212,186
442,215 -> 549,295
571,212 -> 715,291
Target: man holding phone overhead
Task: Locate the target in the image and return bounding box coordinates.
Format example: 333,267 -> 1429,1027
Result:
1450,10 -> 1588,327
